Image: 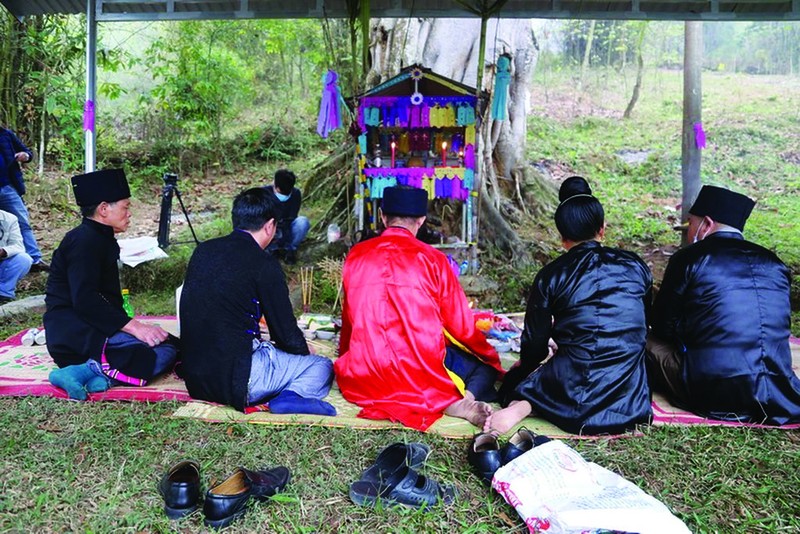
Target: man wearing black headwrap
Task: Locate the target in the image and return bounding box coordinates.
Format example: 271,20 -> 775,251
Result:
44,169 -> 178,400
488,191 -> 653,435
648,185 -> 800,424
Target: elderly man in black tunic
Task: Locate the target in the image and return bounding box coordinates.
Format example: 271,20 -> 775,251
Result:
45,169 -> 178,399
648,185 -> 800,424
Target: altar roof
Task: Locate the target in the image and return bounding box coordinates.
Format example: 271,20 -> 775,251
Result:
361,65 -> 476,99
2,0 -> 798,22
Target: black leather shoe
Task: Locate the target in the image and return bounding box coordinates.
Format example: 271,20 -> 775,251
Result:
203,468 -> 252,528
358,442 -> 429,487
241,466 -> 291,501
467,433 -> 502,484
158,460 -> 201,519
203,466 -> 291,528
500,428 -> 551,465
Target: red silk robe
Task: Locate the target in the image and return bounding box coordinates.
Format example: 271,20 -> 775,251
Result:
335,227 -> 503,431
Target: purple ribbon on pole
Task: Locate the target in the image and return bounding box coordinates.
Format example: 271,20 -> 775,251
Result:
693,122 -> 706,149
317,70 -> 341,138
83,100 -> 95,132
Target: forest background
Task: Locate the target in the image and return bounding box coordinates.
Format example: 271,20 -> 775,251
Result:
1,12 -> 800,533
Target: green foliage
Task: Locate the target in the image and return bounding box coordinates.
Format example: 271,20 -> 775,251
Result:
549,20 -> 800,75
142,21 -> 256,152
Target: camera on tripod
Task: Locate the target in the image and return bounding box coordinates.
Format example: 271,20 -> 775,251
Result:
157,172 -> 199,249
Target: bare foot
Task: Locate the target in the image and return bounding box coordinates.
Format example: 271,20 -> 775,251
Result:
483,400 -> 533,435
445,391 -> 493,427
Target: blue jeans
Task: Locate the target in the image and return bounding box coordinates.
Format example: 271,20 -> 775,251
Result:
0,185 -> 42,263
268,216 -> 310,252
247,340 -> 333,405
0,252 -> 32,299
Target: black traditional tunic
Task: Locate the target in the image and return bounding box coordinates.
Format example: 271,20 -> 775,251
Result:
43,218 -> 156,377
501,241 -> 653,434
651,231 -> 800,424
179,230 -> 309,411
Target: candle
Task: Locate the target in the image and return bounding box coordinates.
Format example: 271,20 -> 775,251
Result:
391,140 -> 396,168
441,141 -> 448,166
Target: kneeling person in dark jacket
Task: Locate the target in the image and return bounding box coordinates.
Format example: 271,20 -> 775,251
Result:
180,188 -> 334,415
487,190 -> 653,435
648,185 -> 800,424
44,169 -> 178,399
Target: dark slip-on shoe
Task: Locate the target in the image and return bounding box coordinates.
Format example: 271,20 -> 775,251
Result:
240,466 -> 291,501
158,460 -> 201,519
203,468 -> 253,529
203,466 -> 291,528
500,428 -> 552,466
467,433 -> 502,484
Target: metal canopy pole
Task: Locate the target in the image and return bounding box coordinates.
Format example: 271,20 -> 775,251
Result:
85,0 -> 97,172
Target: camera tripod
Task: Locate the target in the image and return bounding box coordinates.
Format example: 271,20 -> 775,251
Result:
157,173 -> 199,249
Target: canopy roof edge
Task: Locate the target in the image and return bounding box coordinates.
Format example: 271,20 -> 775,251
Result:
1,0 -> 799,22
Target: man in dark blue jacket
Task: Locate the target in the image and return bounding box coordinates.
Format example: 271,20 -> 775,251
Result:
0,127 -> 47,271
648,185 -> 800,425
264,169 -> 309,265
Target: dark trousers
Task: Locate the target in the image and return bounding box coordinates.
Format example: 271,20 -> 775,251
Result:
444,345 -> 498,403
645,334 -> 691,409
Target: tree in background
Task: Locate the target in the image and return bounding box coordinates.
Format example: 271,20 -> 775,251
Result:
365,17 -> 551,261
0,12 -> 128,172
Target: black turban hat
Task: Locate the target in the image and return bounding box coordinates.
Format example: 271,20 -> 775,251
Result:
71,169 -> 131,207
382,187 -> 428,217
689,185 -> 755,231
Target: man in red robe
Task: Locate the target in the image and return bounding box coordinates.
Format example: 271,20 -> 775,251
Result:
335,187 -> 503,431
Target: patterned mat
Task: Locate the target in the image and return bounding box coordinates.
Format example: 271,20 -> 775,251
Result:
2,318 -> 799,436
0,317 -> 191,402
650,338 -> 800,429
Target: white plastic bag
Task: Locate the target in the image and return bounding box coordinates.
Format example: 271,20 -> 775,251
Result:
492,440 -> 690,534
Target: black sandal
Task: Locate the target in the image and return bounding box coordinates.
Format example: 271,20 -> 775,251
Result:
359,442 -> 430,484
349,465 -> 456,509
350,442 -> 454,508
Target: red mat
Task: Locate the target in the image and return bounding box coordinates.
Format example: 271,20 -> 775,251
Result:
0,317 -> 190,402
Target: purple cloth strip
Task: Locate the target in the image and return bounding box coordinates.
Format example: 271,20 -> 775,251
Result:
83,100 -> 95,132
317,70 -> 342,138
316,70 -> 342,138
693,122 -> 706,149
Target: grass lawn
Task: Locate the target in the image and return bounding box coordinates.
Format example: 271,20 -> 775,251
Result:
1,68 -> 799,532
1,397 -> 799,533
